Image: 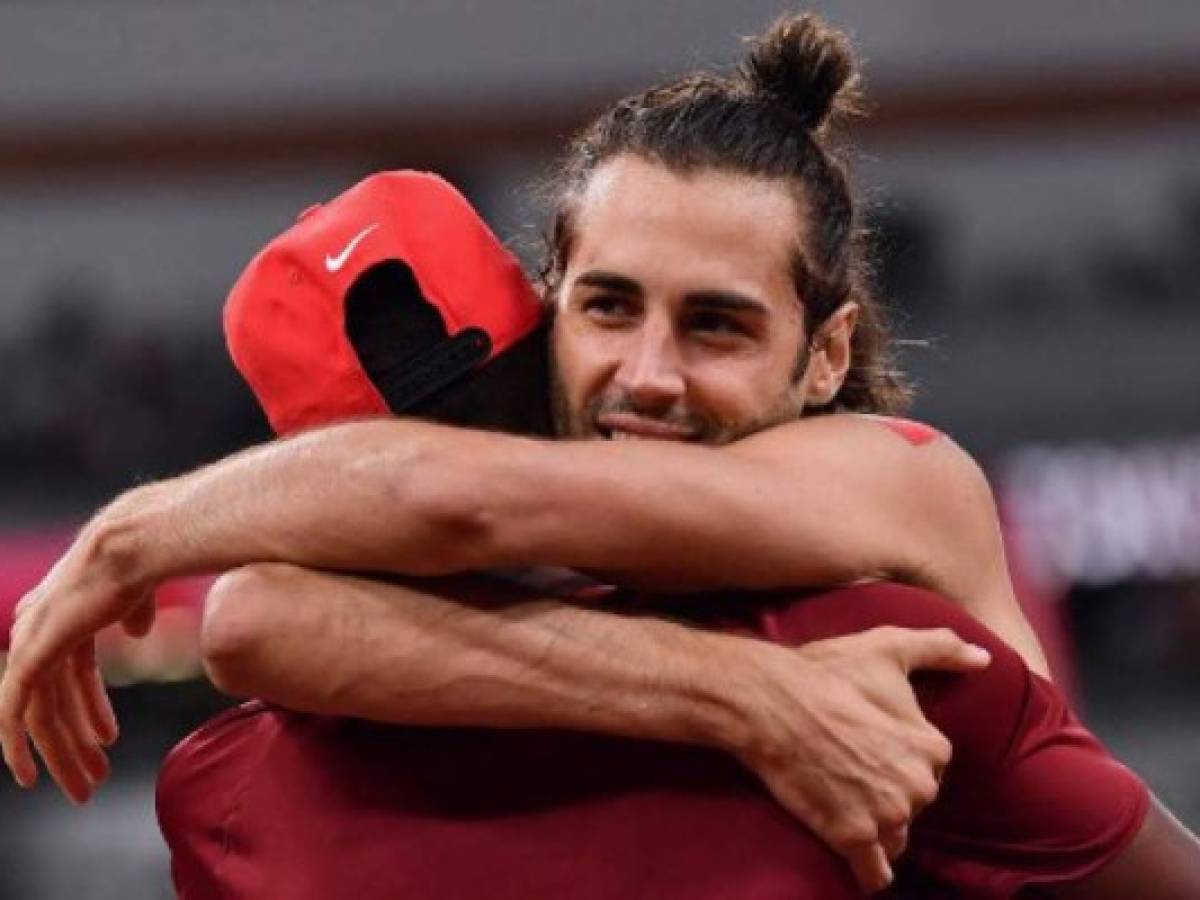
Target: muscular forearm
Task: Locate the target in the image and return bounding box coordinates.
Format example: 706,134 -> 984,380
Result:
90,415 -> 945,593
203,563 -> 994,894
201,564 -> 752,751
92,417 -> 839,592
90,420 -> 487,587
91,415 -> 1044,670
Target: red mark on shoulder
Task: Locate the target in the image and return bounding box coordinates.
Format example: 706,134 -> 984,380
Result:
878,417 -> 941,446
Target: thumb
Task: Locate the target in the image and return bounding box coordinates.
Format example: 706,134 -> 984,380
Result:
890,627 -> 990,675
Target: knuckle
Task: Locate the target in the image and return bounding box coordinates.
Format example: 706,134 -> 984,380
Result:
875,789 -> 913,826
877,803 -> 911,831
931,732 -> 953,765
911,721 -> 946,753
911,772 -> 939,808
830,818 -> 879,849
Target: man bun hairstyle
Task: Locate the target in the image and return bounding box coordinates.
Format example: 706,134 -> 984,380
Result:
542,12 -> 910,415
739,13 -> 862,134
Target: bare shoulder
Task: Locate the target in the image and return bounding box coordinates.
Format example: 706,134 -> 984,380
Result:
730,413 -> 992,502
733,412 -> 950,453
733,414 -> 1051,672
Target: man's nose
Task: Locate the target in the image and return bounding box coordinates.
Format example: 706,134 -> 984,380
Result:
613,318 -> 685,411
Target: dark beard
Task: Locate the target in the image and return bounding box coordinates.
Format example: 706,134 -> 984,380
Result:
548,354 -> 807,445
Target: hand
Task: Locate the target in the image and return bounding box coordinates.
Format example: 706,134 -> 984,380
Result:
716,626 -> 990,894
0,515 -> 155,803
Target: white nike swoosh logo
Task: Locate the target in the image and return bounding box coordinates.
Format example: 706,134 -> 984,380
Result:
324,223 -> 380,273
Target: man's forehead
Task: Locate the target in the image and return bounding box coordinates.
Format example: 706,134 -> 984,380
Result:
567,156 -> 800,301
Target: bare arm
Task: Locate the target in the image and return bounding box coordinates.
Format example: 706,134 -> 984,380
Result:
201,561 -> 989,894
207,565 -> 1198,896
78,414 -> 1043,666
200,566 -> 741,740
0,414 -> 1042,806
95,416 -> 982,591
1037,798 -> 1200,899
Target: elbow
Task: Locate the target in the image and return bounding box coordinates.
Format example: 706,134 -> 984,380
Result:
200,564 -> 290,697
393,438 -> 522,573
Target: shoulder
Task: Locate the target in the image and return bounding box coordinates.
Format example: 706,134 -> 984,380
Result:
772,582 -> 1147,889
914,665 -> 1149,893
767,583 -> 1030,767
734,414 -> 998,527
735,414 -> 974,475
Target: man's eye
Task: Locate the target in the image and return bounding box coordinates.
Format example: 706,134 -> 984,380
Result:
687,311 -> 747,337
583,296 -> 634,319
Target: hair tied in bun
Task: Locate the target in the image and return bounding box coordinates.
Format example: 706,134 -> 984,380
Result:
740,13 -> 863,132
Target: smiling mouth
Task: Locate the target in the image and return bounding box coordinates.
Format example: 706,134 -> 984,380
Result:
596,414 -> 699,442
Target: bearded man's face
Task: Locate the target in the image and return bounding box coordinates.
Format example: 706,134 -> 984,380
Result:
549,154 -> 824,445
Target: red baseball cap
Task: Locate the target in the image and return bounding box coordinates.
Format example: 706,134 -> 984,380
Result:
224,170 -> 542,436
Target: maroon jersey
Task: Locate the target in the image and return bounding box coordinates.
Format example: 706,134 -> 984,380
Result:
158,583 -> 1147,899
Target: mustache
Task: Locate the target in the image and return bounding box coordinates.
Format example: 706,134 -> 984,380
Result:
587,393 -> 712,435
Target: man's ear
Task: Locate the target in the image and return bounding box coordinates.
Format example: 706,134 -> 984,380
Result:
803,301 -> 859,406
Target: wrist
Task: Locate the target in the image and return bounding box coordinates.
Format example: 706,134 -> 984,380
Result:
667,628 -> 769,757
84,483 -> 170,590
693,632 -> 803,768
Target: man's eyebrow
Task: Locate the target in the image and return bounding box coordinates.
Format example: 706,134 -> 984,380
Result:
575,271 -> 643,296
575,273 -> 769,317
684,291 -> 770,317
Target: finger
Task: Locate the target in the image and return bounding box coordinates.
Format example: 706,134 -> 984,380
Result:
887,628 -> 991,674
928,728 -> 952,778
845,843 -> 893,894
879,823 -> 909,860
121,596 -> 156,639
25,680 -> 91,804
46,668 -> 99,802
71,643 -> 118,746
907,763 -> 941,817
9,603 -> 89,702
0,665 -> 38,788
60,663 -> 110,786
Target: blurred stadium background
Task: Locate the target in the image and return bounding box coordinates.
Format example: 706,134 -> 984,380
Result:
2,2 -> 1198,896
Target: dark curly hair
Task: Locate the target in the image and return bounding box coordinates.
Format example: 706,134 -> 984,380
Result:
540,13 -> 911,414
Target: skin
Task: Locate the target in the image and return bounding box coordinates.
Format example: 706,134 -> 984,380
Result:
0,417 -> 1016,893
188,158 -> 1200,894
551,159 -> 817,445
200,567 -> 1200,900
554,156 -> 1041,662
201,566 -> 978,891
0,156 -> 1088,891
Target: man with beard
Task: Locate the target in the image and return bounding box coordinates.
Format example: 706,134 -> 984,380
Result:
153,166 -> 1195,899
5,13 -> 1198,898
